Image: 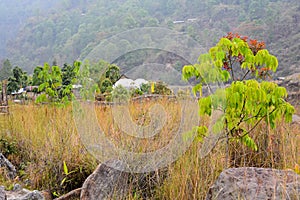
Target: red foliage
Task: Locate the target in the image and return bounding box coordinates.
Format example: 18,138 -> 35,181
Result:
238,54 -> 244,62
222,33 -> 271,77
224,32 -> 266,55
241,36 -> 248,42
224,32 -> 241,40
260,67 -> 270,71
248,39 -> 265,54
223,62 -> 231,71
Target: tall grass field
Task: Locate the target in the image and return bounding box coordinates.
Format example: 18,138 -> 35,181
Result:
0,100 -> 299,199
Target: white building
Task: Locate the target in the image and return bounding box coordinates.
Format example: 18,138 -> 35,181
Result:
113,78 -> 148,89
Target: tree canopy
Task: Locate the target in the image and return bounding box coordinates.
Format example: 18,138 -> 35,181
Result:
182,33 -> 295,155
0,59 -> 13,81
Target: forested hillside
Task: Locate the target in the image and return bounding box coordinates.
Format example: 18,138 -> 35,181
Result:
0,0 -> 61,56
1,0 -> 300,77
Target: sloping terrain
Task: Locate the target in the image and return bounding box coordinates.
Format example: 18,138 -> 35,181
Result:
0,0 -> 299,78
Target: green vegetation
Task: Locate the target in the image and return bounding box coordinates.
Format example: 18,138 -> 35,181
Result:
112,85 -> 130,103
34,62 -> 80,104
0,101 -> 298,198
0,59 -> 13,81
0,105 -> 96,196
0,1 -> 299,199
0,57 -> 173,105
0,0 -> 298,78
183,33 -> 295,164
7,66 -> 28,94
0,0 -> 61,56
0,43 -> 298,199
98,62 -> 120,95
151,81 -> 173,95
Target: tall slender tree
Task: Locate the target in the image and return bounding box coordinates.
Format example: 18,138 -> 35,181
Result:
0,59 -> 13,81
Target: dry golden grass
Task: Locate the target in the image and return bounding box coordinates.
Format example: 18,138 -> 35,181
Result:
160,121 -> 299,200
0,103 -> 97,196
95,97 -> 181,153
0,100 -> 299,199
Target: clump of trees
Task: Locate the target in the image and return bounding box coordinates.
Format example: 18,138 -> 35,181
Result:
1,58 -> 173,104
1,60 -> 80,104
111,81 -> 173,103
34,61 -> 80,104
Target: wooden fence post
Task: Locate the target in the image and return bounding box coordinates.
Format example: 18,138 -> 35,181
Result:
1,80 -> 8,113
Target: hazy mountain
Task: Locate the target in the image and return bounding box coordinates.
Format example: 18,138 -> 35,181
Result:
0,0 -> 61,56
1,0 -> 299,77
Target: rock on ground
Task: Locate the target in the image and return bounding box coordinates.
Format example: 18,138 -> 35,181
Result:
0,153 -> 17,179
5,184 -> 44,200
80,160 -> 129,200
277,73 -> 300,105
292,114 -> 300,125
0,186 -> 6,200
206,167 -> 300,200
54,188 -> 81,200
80,159 -> 167,200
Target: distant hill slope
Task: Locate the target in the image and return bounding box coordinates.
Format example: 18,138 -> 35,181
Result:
2,0 -> 299,78
0,0 -> 60,57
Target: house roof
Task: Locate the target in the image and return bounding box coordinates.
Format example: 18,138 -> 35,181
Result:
113,78 -> 148,89
11,88 -> 25,95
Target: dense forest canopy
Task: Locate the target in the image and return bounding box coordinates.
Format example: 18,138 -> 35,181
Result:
0,0 -> 299,77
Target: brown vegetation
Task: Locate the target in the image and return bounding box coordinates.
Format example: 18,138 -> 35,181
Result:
0,99 -> 299,199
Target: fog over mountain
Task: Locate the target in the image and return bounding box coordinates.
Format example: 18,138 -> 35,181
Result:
0,0 -> 61,56
1,0 -> 299,76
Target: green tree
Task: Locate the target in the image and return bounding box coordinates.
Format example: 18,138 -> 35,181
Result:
7,66 -> 28,94
35,63 -> 62,103
0,59 -> 13,81
88,60 -> 107,81
36,62 -> 81,104
7,77 -> 19,94
61,61 -> 80,86
98,62 -> 121,94
103,64 -> 121,84
32,66 -> 44,86
58,61 -> 80,100
182,33 -> 294,158
77,60 -> 99,100
146,17 -> 159,27
99,78 -> 113,94
140,83 -> 150,94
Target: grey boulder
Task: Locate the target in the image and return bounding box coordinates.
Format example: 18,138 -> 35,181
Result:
80,160 -> 129,200
5,184 -> 44,200
206,167 -> 300,200
0,186 -> 6,200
